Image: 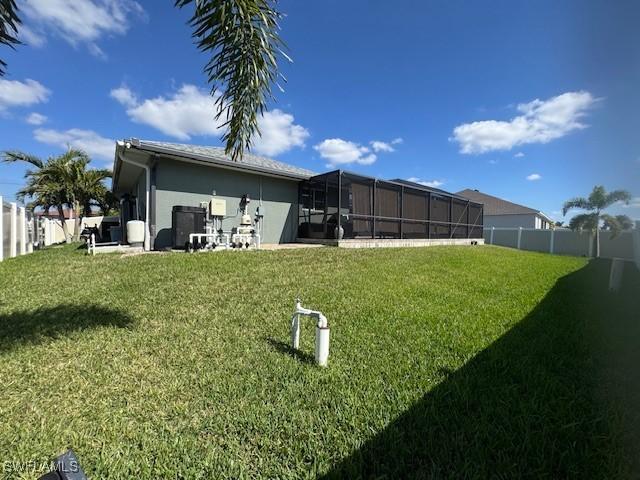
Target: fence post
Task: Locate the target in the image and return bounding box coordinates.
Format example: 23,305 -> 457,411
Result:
634,221 -> 640,271
26,216 -> 33,253
19,206 -> 26,255
0,196 -> 3,262
549,228 -> 555,254
490,227 -> 495,245
9,202 -> 17,258
517,227 -> 523,250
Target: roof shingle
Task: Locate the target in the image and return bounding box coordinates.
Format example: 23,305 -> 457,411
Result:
456,189 -> 543,216
134,140 -> 316,179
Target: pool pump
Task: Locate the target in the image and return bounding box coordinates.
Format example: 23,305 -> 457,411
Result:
290,299 -> 330,367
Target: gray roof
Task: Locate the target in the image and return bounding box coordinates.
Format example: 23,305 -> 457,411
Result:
130,139 -> 316,180
456,189 -> 551,220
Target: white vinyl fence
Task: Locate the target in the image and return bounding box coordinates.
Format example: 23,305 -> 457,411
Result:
634,221 -> 640,270
485,225 -> 639,262
0,197 -> 36,262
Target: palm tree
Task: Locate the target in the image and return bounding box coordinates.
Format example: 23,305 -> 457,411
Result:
2,149 -> 112,243
0,0 -> 21,76
603,214 -> 633,232
1,0 -> 287,161
563,185 -> 632,257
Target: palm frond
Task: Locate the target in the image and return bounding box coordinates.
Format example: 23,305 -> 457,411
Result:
600,213 -> 623,237
2,150 -> 44,168
176,0 -> 289,161
568,213 -> 598,232
0,0 -> 22,76
603,189 -> 632,208
602,214 -> 633,234
587,185 -> 607,209
562,197 -> 591,216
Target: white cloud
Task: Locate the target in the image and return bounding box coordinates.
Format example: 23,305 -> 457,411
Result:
252,109 -> 309,156
369,138 -> 404,152
370,140 -> 395,153
34,128 -> 114,160
110,85 -> 138,108
18,25 -> 46,47
314,139 -> 376,167
452,91 -> 597,154
113,84 -> 309,156
26,112 -> 48,125
514,152 -> 525,158
21,0 -> 146,57
0,79 -> 50,111
489,159 -> 499,165
118,84 -> 222,140
526,173 -> 542,181
407,177 -> 444,188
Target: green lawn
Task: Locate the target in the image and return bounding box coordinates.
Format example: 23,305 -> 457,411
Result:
0,245 -> 638,479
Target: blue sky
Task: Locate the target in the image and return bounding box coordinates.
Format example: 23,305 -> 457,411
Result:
1,0 -> 638,221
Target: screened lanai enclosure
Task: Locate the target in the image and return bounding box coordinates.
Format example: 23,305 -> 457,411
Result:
298,171 -> 484,241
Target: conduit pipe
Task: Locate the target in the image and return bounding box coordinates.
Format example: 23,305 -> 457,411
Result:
290,299 -> 330,366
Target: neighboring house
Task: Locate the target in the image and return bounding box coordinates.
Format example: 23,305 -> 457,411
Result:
34,207 -> 75,219
112,139 -> 484,250
456,189 -> 553,229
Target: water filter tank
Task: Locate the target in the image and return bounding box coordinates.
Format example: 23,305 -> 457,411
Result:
126,220 -> 145,246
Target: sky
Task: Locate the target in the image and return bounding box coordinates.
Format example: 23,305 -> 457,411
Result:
0,0 -> 639,222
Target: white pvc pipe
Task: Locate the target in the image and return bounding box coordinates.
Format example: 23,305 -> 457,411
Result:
315,327 -> 330,367
188,232 -> 230,248
290,299 -> 329,366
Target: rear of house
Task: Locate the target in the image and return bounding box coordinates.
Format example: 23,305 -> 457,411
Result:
112,139 -> 313,250
111,139 -> 485,250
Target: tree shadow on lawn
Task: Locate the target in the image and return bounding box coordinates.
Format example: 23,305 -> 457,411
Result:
320,259 -> 640,479
0,304 -> 134,352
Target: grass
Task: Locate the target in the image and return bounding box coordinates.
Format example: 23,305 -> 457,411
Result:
0,245 -> 637,479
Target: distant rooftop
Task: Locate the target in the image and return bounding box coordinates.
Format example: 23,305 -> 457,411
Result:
128,139 -> 316,180
456,189 -> 552,221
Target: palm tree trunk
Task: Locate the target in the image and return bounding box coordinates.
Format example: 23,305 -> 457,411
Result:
73,201 -> 82,242
57,205 -> 71,243
595,212 -> 601,258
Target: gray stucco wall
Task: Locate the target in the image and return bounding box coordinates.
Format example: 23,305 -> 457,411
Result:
153,159 -> 299,249
484,214 -> 536,229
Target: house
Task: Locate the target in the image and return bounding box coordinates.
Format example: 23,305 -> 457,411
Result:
112,139 -> 484,250
34,207 -> 76,219
112,139 -> 314,250
456,189 -> 553,229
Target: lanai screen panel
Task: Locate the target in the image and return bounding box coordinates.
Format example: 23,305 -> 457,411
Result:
298,171 -> 484,240
374,183 -> 401,238
451,198 -> 469,238
343,175 -> 373,238
402,189 -> 429,239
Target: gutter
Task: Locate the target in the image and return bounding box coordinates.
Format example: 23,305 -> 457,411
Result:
117,145 -> 151,251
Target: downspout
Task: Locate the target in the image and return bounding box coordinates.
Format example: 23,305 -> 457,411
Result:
117,150 -> 151,251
